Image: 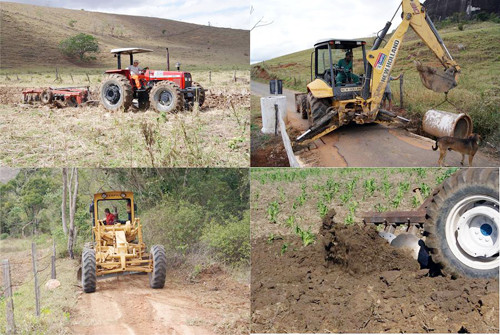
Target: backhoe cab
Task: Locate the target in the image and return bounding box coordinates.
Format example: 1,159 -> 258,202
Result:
99,48 -> 205,112
296,0 -> 460,144
81,191 -> 167,293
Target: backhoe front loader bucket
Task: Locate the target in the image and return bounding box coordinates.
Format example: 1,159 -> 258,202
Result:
414,60 -> 458,93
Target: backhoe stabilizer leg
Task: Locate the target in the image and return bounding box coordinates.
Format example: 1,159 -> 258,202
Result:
296,110 -> 339,143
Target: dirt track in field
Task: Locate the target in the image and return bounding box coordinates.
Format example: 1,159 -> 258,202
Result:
251,219 -> 499,333
71,268 -> 249,335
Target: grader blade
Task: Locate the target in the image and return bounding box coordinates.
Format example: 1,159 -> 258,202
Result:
414,60 -> 458,93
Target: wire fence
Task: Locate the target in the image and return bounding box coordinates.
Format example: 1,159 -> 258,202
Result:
2,240 -> 58,335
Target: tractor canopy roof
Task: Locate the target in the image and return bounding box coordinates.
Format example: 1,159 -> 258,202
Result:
94,191 -> 134,202
110,48 -> 153,55
314,39 -> 366,50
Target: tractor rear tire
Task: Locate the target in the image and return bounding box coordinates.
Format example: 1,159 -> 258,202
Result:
424,168 -> 499,279
41,90 -> 53,105
192,82 -> 205,107
99,74 -> 133,111
307,92 -> 331,127
82,248 -> 97,293
149,245 -> 167,289
149,81 -> 183,113
301,95 -> 309,120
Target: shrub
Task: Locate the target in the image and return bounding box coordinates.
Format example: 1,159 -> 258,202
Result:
0,232 -> 9,240
201,211 -> 250,265
59,33 -> 99,62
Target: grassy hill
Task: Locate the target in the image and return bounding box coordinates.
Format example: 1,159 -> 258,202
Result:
252,21 -> 500,146
0,2 -> 249,71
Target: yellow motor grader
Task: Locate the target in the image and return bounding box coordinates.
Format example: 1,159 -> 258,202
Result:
296,0 -> 461,144
81,191 -> 166,293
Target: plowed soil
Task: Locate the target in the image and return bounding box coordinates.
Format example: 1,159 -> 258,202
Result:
71,268 -> 249,335
251,216 -> 499,333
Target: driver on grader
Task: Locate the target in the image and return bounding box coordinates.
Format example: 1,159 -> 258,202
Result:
336,51 -> 360,86
128,60 -> 144,89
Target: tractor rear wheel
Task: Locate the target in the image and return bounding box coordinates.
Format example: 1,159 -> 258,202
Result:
99,74 -> 133,111
425,168 -> 499,278
149,81 -> 183,113
41,90 -> 53,105
149,245 -> 167,289
82,248 -> 97,293
307,92 -> 331,127
192,82 -> 205,107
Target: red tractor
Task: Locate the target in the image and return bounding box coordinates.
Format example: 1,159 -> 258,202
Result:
99,48 -> 205,112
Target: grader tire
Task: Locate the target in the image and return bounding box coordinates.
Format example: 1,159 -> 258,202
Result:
424,168 -> 499,279
99,74 -> 133,111
149,245 -> 167,289
307,92 -> 331,127
192,82 -> 205,107
149,81 -> 183,113
41,90 -> 53,105
82,248 -> 97,293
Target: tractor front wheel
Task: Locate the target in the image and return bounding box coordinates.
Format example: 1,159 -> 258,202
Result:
99,74 -> 133,111
149,81 -> 183,113
149,245 -> 167,289
82,248 -> 97,293
425,168 -> 499,278
307,92 -> 331,127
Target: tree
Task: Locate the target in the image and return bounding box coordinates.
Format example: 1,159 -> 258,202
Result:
59,33 -> 99,62
62,168 -> 78,258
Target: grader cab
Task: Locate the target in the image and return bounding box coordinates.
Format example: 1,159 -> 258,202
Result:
81,191 -> 167,293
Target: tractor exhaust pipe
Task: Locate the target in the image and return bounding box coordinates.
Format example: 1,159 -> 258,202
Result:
166,48 -> 170,71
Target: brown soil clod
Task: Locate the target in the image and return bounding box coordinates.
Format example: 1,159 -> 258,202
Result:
252,211 -> 499,333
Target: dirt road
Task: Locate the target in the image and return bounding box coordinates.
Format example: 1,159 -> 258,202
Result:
70,270 -> 249,335
252,81 -> 499,167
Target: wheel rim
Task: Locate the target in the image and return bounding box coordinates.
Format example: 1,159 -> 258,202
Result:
104,83 -> 121,105
157,90 -> 174,109
445,195 -> 499,270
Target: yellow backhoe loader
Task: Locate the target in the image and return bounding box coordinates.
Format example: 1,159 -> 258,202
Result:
81,191 -> 167,293
296,0 -> 460,144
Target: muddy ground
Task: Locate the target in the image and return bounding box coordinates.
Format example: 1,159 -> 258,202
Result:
251,219 -> 499,333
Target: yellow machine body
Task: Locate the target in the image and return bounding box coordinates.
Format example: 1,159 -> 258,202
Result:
299,0 -> 460,144
92,191 -> 152,276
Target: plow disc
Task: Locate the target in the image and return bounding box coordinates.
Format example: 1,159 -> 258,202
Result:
414,60 -> 458,93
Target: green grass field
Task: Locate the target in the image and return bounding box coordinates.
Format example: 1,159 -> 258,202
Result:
251,21 -> 500,146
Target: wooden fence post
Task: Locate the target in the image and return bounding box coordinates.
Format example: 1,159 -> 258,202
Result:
3,259 -> 16,334
233,70 -> 236,82
209,71 -> 211,83
31,242 -> 40,317
86,73 -> 91,83
400,73 -> 404,108
51,239 -> 56,280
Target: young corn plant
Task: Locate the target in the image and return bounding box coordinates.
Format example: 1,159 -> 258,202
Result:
420,183 -> 431,198
294,226 -> 316,247
267,200 -> 279,223
317,201 -> 329,218
280,243 -> 289,255
285,215 -> 295,228
375,203 -> 388,213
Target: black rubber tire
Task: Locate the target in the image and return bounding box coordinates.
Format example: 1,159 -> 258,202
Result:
425,168 -> 499,279
41,90 -> 53,104
300,95 -> 308,120
149,81 -> 183,113
307,92 -> 331,127
99,74 -> 133,111
149,245 -> 167,289
192,82 -> 205,107
82,248 -> 97,293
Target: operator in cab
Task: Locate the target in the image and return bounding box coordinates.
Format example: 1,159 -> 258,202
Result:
103,207 -> 117,225
127,60 -> 143,89
336,51 -> 360,86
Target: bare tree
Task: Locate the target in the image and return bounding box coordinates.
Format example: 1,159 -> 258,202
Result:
61,168 -> 68,236
250,16 -> 273,31
62,168 -> 78,259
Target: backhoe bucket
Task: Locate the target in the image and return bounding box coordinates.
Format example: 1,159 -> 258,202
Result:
414,61 -> 458,93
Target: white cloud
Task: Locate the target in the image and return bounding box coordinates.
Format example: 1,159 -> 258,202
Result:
250,0 -> 403,63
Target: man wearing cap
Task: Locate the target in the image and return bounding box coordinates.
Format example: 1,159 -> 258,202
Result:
335,51 -> 360,86
128,60 -> 143,89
